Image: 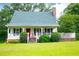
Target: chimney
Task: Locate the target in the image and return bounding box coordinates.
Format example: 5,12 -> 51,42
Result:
51,7 -> 56,16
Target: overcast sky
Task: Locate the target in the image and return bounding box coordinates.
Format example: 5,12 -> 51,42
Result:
0,3 -> 69,18
56,3 -> 69,18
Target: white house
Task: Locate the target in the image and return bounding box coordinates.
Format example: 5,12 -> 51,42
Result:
6,11 -> 59,42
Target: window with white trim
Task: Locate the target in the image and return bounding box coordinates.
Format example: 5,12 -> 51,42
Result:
34,28 -> 41,36
44,28 -> 53,34
13,28 -> 22,36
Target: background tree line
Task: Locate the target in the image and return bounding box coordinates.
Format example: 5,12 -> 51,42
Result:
58,3 -> 79,40
58,3 -> 79,33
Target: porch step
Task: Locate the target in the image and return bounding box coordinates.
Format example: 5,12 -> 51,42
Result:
29,38 -> 37,43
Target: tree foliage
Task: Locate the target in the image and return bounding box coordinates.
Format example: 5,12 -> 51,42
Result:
58,15 -> 76,32
38,34 -> 50,43
20,32 -> 27,43
50,32 -> 60,42
59,3 -> 79,33
64,3 -> 79,15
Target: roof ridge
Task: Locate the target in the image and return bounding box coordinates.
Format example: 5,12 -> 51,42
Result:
15,11 -> 51,13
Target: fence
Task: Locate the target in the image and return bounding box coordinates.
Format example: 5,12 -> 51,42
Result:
60,33 -> 75,41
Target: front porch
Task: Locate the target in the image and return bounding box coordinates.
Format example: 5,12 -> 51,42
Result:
7,27 -> 57,42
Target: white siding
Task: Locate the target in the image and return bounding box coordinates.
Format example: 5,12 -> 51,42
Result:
53,27 -> 57,32
7,28 -> 20,39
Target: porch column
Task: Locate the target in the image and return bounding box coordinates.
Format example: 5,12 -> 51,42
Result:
8,28 -> 9,34
27,33 -> 29,43
53,27 -> 57,32
7,28 -> 9,39
11,28 -> 13,36
50,28 -> 51,34
30,28 -> 33,37
36,32 -> 38,42
22,28 -> 25,32
36,32 -> 38,40
32,28 -> 34,36
41,28 -> 43,35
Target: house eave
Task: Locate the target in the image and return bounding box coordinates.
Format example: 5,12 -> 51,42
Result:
6,25 -> 59,28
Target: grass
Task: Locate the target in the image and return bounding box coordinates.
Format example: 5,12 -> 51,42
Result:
0,41 -> 79,56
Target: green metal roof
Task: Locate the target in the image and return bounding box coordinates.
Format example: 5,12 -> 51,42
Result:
6,11 -> 59,27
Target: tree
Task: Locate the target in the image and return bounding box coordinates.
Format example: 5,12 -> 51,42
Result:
59,3 -> 79,33
10,3 -> 54,12
64,3 -> 79,15
0,5 -> 13,42
73,15 -> 79,33
63,3 -> 79,41
58,15 -> 76,32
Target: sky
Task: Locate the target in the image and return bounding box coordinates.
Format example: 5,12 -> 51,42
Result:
56,3 -> 69,18
0,4 -> 7,9
0,3 -> 69,18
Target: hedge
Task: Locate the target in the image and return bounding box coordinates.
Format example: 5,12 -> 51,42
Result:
50,32 -> 60,42
20,32 -> 27,43
38,34 -> 50,43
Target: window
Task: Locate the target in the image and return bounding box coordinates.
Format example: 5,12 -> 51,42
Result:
44,28 -> 52,34
45,28 -> 46,32
46,29 -> 50,34
34,28 -> 41,36
51,28 -> 53,33
16,29 -> 19,35
9,28 -> 10,33
20,28 -> 22,33
13,28 -> 22,36
34,28 -> 36,35
37,29 -> 41,35
14,28 -> 15,34
47,29 -> 50,33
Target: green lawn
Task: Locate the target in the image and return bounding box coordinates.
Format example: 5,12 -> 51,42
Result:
0,41 -> 79,56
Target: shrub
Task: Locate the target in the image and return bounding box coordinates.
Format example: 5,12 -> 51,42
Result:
0,30 -> 7,43
20,32 -> 27,43
38,34 -> 50,43
76,33 -> 79,40
50,32 -> 60,42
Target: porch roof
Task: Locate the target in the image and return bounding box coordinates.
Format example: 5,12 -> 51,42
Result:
6,11 -> 59,27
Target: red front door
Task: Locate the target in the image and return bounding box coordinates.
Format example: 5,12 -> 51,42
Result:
26,29 -> 30,37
